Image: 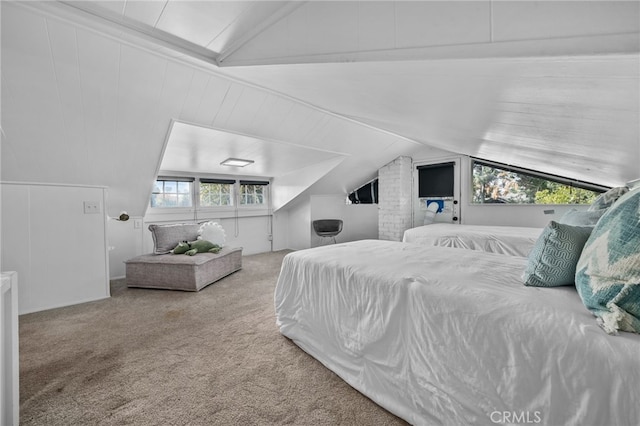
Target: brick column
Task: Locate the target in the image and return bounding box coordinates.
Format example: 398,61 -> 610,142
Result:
378,156 -> 412,241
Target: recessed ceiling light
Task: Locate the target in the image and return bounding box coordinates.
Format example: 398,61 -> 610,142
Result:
221,158 -> 254,167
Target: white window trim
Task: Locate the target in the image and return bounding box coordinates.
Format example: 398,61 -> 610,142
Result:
147,174 -> 271,216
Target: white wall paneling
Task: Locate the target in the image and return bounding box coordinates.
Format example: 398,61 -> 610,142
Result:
0,271 -> 19,426
0,183 -> 110,314
141,215 -> 273,258
107,216 -> 145,280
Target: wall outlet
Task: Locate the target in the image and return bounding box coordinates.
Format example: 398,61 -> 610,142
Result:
83,201 -> 101,214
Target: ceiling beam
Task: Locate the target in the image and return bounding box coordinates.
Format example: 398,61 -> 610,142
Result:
31,1 -> 220,66
216,1 -> 307,66
217,31 -> 640,67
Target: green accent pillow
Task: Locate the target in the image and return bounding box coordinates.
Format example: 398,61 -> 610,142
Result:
575,188 -> 640,334
522,221 -> 593,287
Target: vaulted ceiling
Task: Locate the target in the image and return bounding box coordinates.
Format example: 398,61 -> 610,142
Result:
1,1 -> 638,216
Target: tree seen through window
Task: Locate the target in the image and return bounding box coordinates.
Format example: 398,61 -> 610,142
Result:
472,162 -> 603,205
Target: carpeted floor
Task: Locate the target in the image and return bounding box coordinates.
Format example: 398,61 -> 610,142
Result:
19,250 -> 407,425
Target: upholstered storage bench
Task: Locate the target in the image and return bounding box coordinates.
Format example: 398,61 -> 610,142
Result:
125,246 -> 243,291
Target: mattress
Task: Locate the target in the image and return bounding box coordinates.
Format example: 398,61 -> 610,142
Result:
274,240 -> 640,426
402,223 -> 543,257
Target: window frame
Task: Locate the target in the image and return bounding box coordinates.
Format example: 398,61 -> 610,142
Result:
198,178 -> 236,208
148,175 -> 271,214
470,158 -> 608,205
238,180 -> 269,207
149,177 -> 194,209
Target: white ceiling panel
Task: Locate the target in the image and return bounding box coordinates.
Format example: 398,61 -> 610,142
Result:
492,0 -> 640,42
219,54 -> 639,187
177,70 -> 211,120
192,75 -> 233,126
46,18 -> 86,169
211,83 -> 245,128
303,1 -> 359,54
245,94 -> 296,140
357,1 -> 395,51
223,86 -> 270,131
210,1 -> 293,54
160,121 -> 346,179
395,1 -> 491,48
77,30 -> 121,180
155,1 -> 251,49
1,4 -> 71,183
122,1 -> 167,28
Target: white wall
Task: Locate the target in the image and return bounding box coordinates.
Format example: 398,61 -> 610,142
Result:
271,209 -> 289,252
108,211 -> 278,279
107,215 -> 145,280
379,156 -> 413,241
344,203 -> 378,241
285,198 -> 311,251
1,271 -> 19,426
141,215 -> 273,255
1,183 -> 110,314
310,195 -> 378,247
282,194 -> 378,251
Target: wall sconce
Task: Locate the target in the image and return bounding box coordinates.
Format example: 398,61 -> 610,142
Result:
113,211 -> 130,221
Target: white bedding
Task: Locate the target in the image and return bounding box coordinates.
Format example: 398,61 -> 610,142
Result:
402,223 -> 543,257
274,240 -> 640,426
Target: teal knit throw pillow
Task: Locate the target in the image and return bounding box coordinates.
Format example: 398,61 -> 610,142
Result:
522,221 -> 592,287
575,188 -> 640,334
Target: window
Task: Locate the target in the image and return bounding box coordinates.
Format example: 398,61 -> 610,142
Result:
200,179 -> 235,207
472,159 -> 606,205
348,179 -> 378,204
150,178 -> 193,208
150,177 -> 270,209
239,180 -> 269,206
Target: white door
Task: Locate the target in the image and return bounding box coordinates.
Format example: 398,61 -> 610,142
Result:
412,158 -> 461,227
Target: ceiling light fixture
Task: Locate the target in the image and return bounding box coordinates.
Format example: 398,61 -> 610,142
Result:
220,158 -> 254,167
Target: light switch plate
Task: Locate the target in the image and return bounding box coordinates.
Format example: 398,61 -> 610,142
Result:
83,201 -> 101,214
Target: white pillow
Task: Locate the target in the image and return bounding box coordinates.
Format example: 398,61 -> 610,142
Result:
198,221 -> 226,247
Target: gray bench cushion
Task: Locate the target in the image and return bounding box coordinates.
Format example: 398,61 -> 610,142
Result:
125,247 -> 242,291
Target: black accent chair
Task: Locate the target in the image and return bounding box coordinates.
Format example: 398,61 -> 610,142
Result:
312,219 -> 343,244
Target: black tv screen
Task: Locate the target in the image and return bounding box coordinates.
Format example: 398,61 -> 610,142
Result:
417,163 -> 454,197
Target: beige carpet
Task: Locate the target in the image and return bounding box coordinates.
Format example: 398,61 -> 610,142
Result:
19,250 -> 408,425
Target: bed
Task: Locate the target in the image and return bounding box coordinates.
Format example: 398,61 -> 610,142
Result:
274,239 -> 640,426
402,223 -> 543,257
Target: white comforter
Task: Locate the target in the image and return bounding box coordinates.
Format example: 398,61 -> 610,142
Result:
402,223 -> 543,257
274,240 -> 640,426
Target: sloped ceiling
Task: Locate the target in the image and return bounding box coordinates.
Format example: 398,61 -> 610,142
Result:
1,1 -> 639,217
